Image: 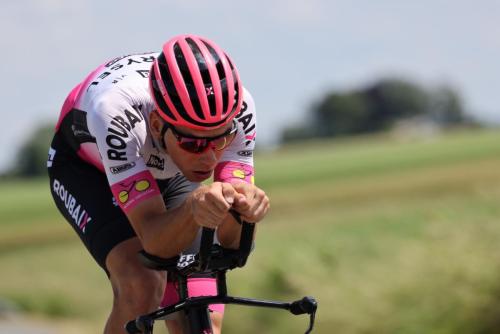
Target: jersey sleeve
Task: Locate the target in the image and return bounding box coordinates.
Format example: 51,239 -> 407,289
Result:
214,88 -> 256,185
86,94 -> 161,213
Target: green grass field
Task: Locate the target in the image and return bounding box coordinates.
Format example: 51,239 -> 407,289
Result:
1,128 -> 500,333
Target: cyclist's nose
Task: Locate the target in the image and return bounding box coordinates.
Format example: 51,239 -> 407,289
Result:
198,146 -> 218,164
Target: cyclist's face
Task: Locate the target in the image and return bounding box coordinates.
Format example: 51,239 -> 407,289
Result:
164,122 -> 233,182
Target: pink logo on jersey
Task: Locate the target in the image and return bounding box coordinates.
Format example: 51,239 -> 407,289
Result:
79,212 -> 91,232
245,132 -> 256,141
110,171 -> 160,212
214,161 -> 254,184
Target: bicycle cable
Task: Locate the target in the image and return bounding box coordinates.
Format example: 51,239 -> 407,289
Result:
305,308 -> 316,334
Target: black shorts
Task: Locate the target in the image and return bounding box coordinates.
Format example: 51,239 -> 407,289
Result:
47,131 -> 199,273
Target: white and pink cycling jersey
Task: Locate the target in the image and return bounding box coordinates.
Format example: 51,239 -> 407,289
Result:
56,52 -> 257,213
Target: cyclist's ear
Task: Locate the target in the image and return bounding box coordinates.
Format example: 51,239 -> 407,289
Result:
149,110 -> 163,137
149,110 -> 169,151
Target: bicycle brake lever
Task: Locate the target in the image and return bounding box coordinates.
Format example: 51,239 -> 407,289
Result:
290,296 -> 317,315
289,296 -> 318,334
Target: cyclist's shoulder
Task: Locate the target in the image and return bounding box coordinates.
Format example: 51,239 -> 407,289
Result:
241,86 -> 255,110
234,86 -> 257,137
75,51 -> 158,109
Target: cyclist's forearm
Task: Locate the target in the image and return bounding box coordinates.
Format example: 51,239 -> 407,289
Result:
129,196 -> 199,258
146,208 -> 200,258
217,215 -> 242,249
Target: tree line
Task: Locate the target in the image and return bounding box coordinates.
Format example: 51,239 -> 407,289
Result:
4,77 -> 476,178
282,77 -> 470,142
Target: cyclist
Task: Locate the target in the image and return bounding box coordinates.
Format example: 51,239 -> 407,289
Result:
47,34 -> 269,334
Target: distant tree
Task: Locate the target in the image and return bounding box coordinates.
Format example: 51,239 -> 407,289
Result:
313,92 -> 369,137
428,85 -> 465,125
361,78 -> 429,130
8,124 -> 54,178
281,77 -> 468,143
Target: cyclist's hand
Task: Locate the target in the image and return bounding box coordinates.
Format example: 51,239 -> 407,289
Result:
231,182 -> 270,223
190,182 -> 237,228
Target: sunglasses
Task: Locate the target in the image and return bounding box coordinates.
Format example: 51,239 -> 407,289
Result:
164,120 -> 238,154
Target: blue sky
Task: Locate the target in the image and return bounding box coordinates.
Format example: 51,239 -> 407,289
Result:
1,0 -> 499,171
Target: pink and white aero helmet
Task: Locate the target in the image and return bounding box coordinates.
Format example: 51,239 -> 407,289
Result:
149,34 -> 243,130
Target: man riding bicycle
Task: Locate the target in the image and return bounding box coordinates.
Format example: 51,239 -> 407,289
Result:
47,34 -> 269,334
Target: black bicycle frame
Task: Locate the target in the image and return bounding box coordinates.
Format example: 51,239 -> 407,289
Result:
125,216 -> 317,334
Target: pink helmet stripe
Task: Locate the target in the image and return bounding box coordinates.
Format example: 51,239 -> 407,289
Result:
194,37 -> 223,121
163,38 -> 204,123
177,38 -> 211,122
151,61 -> 183,122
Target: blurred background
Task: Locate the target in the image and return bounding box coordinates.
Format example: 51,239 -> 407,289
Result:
1,0 -> 499,333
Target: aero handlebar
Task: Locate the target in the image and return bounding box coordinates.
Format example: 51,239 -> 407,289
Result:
126,211 -> 317,334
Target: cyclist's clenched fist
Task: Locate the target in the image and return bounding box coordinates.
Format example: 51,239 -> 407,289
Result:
231,182 -> 270,223
189,182 -> 239,228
